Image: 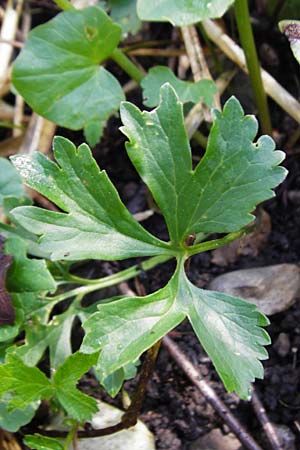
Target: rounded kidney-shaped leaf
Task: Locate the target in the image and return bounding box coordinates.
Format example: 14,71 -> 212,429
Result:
12,6 -> 124,145
137,0 -> 235,26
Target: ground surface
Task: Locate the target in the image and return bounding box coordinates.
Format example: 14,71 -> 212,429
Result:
3,2 -> 300,449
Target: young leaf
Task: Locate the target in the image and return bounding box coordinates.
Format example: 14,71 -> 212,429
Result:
141,66 -> 217,107
5,236 -> 56,293
12,6 -> 124,145
11,137 -> 173,261
99,361 -> 139,397
24,434 -> 64,450
0,158 -> 24,206
53,352 -> 99,421
0,352 -> 98,420
137,0 -> 235,26
0,354 -> 52,410
82,262 -> 270,399
121,84 -> 287,243
14,307 -> 77,369
279,20 -> 300,65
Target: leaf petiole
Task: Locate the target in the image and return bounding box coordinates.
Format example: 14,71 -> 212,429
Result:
47,254 -> 173,303
111,48 -> 145,83
185,225 -> 255,257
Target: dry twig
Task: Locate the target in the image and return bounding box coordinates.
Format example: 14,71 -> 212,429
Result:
163,335 -> 263,450
202,19 -> 300,124
251,387 -> 283,450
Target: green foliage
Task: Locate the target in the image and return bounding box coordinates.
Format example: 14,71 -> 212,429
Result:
137,0 -> 235,26
24,434 -> 64,450
108,0 -> 141,35
0,398 -> 38,432
11,138 -> 172,261
279,20 -> 300,65
141,66 -> 217,107
12,6 -> 124,146
99,360 -> 139,397
82,262 -> 270,399
0,158 -> 24,206
5,237 -> 55,293
0,352 -> 98,420
11,84 -> 286,399
121,84 -> 286,243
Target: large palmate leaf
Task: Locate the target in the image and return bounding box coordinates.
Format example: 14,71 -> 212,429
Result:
12,6 -> 124,145
82,262 -> 270,399
11,137 -> 172,261
141,66 -> 217,107
121,84 -> 286,243
0,352 -> 98,420
137,0 -> 235,26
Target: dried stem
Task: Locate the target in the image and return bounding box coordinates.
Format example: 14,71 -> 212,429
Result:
181,25 -> 220,122
0,0 -> 23,93
202,19 -> 300,124
251,388 -> 283,450
163,335 -> 263,450
185,68 -> 237,137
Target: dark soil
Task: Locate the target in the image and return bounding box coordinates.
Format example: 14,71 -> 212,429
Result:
13,2 -> 300,449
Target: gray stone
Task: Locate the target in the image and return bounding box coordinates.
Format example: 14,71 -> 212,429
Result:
209,264 -> 300,315
271,424 -> 296,450
189,429 -> 242,450
274,333 -> 291,357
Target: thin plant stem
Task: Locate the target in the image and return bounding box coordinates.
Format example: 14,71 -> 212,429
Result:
122,340 -> 161,426
46,254 -> 173,303
111,48 -> 145,83
234,0 -> 272,135
186,225 -> 255,257
24,341 -> 162,440
63,422 -> 78,450
52,0 -> 75,10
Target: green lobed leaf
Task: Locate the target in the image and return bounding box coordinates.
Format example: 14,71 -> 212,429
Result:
0,352 -> 98,420
0,397 -> 39,432
141,66 -> 217,107
109,0 -> 141,36
81,269 -> 185,379
121,83 -> 287,243
97,360 -> 139,397
24,434 -> 63,450
13,307 -> 77,369
81,262 -> 270,399
279,20 -> 300,65
0,354 -> 52,410
53,352 -> 99,421
11,136 -> 173,261
5,236 -> 56,293
0,158 -> 25,206
137,0 -> 235,26
12,6 -> 124,145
